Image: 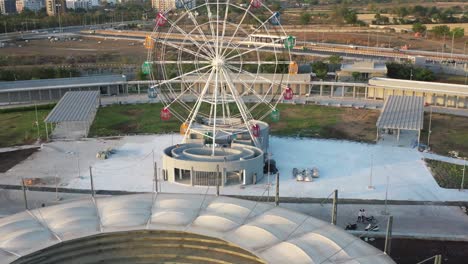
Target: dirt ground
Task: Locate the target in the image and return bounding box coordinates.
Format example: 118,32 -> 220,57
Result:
0,148 -> 38,173
333,108 -> 380,142
368,238 -> 468,264
296,30 -> 468,53
1,37 -> 146,65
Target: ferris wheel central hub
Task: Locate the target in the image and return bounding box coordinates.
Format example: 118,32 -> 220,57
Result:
211,57 -> 225,67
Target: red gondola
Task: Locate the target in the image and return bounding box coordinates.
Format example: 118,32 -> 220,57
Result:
156,12 -> 167,27
251,0 -> 262,8
251,124 -> 260,137
284,86 -> 293,100
160,108 -> 171,121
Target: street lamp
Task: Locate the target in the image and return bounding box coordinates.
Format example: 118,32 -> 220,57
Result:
56,3 -> 62,33
427,104 -> 432,147
460,158 -> 466,191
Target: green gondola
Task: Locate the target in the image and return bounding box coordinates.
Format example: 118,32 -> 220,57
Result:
204,132 -> 213,144
141,61 -> 151,75
284,36 -> 296,50
270,109 -> 280,122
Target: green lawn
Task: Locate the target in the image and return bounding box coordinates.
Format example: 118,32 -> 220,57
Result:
426,159 -> 467,189
89,103 -> 379,142
0,105 -> 54,148
89,103 -> 181,136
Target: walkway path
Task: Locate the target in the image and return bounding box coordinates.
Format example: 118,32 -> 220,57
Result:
423,152 -> 467,165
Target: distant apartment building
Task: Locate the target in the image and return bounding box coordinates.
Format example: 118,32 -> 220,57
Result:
45,0 -> 65,16
152,0 -> 196,11
65,0 -> 91,9
0,0 -> 17,14
16,0 -> 44,12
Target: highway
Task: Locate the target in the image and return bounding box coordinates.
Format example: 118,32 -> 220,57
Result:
82,30 -> 468,63
2,25 -> 468,64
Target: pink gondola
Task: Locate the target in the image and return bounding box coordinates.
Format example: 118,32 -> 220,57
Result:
156,12 -> 167,27
251,124 -> 260,137
160,108 -> 171,121
284,86 -> 293,100
251,0 -> 262,8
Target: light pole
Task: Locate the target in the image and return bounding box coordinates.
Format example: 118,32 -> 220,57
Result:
56,4 -> 62,33
34,102 -> 40,140
461,158 -> 466,191
427,105 -> 432,147
368,153 -> 374,189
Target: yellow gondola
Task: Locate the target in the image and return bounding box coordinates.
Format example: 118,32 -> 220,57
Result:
289,61 -> 298,75
144,35 -> 154,49
180,122 -> 189,135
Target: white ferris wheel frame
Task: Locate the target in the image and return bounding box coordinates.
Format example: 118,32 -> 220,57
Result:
146,0 -> 293,153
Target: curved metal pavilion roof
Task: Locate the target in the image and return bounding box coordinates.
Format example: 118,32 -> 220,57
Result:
0,193 -> 395,264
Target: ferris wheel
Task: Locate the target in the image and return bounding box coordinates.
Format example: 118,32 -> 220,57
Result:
142,0 -> 296,150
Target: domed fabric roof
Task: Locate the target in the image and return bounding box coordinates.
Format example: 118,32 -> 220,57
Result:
0,193 -> 394,264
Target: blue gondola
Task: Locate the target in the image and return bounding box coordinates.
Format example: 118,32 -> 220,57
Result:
148,86 -> 157,99
270,12 -> 281,25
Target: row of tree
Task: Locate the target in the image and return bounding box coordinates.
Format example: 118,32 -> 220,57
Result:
0,3 -> 150,33
0,67 -> 80,81
413,23 -> 465,39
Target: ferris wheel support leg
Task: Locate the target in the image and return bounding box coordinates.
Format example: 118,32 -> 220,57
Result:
182,68 -> 216,144
220,68 -> 261,148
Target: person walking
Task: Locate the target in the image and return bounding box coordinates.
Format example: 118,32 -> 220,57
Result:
362,209 -> 367,222
357,209 -> 363,222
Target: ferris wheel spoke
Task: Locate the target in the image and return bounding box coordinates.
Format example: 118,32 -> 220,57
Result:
224,68 -> 275,110
156,64 -> 213,87
204,0 -> 217,50
220,3 -> 251,58
225,37 -> 284,62
226,63 -> 285,88
178,1 -> 217,55
156,39 -> 212,61
223,65 -> 277,109
163,18 -> 215,59
150,60 -> 211,64
222,12 -> 276,58
219,0 -> 231,54
164,69 -> 211,109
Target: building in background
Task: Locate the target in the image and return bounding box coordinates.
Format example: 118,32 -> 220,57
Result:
16,0 -> 44,12
46,0 -> 65,16
65,0 -> 91,9
152,0 -> 196,11
337,61 -> 388,81
0,0 -> 17,14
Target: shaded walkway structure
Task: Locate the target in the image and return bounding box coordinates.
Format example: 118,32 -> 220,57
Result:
376,95 -> 424,145
44,91 -> 100,140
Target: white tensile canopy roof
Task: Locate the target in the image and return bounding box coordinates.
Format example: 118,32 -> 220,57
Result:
0,193 -> 395,264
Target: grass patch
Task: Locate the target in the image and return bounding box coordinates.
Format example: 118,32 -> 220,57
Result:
426,159 -> 467,189
89,104 -> 181,136
420,113 -> 468,157
0,104 -> 54,148
89,103 -> 379,142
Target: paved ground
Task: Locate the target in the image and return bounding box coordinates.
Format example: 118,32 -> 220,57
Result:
281,202 -> 468,241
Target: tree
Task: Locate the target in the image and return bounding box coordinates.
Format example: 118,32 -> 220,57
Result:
412,22 -> 427,33
351,72 -> 361,81
451,27 -> 465,38
300,13 -> 312,25
311,61 -> 328,80
431,25 -> 450,38
327,55 -> 342,65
